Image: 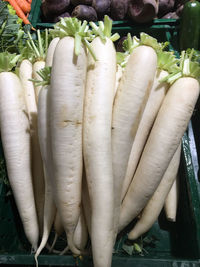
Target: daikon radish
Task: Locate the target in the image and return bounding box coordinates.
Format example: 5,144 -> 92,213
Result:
0,52 -> 39,251
112,33 -> 157,238
128,143 -> 181,240
83,16 -> 119,267
121,50 -> 179,201
164,174 -> 179,222
119,52 -> 200,232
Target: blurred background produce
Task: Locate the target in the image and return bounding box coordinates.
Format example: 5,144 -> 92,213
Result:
40,0 -> 190,23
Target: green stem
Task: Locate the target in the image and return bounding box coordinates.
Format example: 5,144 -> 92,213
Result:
28,32 -> 40,59
127,33 -> 132,52
167,72 -> 182,84
104,15 -> 112,37
188,48 -> 194,61
83,38 -> 97,61
110,33 -> 120,42
183,58 -> 190,75
75,32 -> 82,57
90,21 -> 105,42
45,29 -> 48,56
159,71 -> 182,84
180,50 -> 185,71
27,40 -> 33,53
37,30 -> 44,59
99,21 -> 104,33
80,20 -> 88,34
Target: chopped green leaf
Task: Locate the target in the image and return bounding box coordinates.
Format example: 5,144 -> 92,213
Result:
140,32 -> 166,52
0,51 -> 20,73
116,52 -> 129,67
0,1 -> 24,53
157,51 -> 180,73
31,66 -> 51,87
122,243 -> 134,255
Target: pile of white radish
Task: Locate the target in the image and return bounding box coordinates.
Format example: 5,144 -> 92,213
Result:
0,16 -> 200,267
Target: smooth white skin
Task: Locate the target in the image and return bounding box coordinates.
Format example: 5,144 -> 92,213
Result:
73,208 -> 88,250
83,37 -> 116,267
119,77 -> 200,232
19,59 -> 37,116
35,37 -> 60,261
45,37 -> 60,67
19,59 -> 45,236
114,64 -> 123,98
112,45 -> 157,238
82,170 -> 91,237
35,87 -> 56,265
128,144 -> 181,240
33,60 -> 45,103
50,36 -> 86,255
121,69 -> 169,201
0,72 -> 39,251
164,174 -> 179,222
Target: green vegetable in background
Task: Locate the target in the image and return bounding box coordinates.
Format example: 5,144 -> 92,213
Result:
0,0 -> 32,53
0,0 -> 22,52
179,0 -> 200,51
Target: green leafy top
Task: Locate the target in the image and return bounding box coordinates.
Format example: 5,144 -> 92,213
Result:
186,48 -> 200,64
30,66 -> 51,87
19,29 -> 49,63
0,51 -> 20,73
121,32 -> 168,56
157,50 -> 179,73
160,49 -> 200,84
117,32 -> 170,68
7,4 -> 22,24
89,15 -> 120,43
116,52 -> 129,67
122,33 -> 140,54
50,17 -> 96,60
116,33 -> 139,67
140,32 -> 169,52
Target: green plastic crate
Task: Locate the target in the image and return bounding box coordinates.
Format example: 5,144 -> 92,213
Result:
0,132 -> 200,266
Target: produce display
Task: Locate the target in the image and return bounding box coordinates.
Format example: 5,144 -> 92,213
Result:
40,0 -> 188,23
0,1 -> 200,267
5,0 -> 33,27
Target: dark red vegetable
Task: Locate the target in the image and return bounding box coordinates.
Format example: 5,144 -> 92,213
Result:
161,11 -> 179,18
176,3 -> 184,16
128,0 -> 158,23
53,12 -> 71,23
158,0 -> 175,17
110,0 -> 129,20
72,4 -> 98,21
42,0 -> 71,19
92,0 -> 111,18
116,36 -> 127,52
71,0 -> 93,5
